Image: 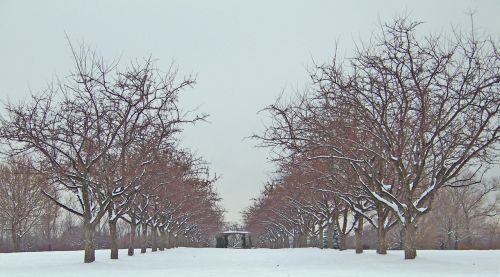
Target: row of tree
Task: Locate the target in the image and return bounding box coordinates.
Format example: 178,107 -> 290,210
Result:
0,153 -> 224,253
0,43 -> 224,262
245,17 -> 500,259
243,164 -> 499,250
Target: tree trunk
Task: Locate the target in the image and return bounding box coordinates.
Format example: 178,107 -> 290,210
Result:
178,236 -> 183,247
140,222 -> 147,253
399,227 -> 404,250
307,234 -> 314,247
299,233 -> 307,248
11,223 -> 20,252
377,227 -> 387,254
355,216 -> 364,254
292,235 -> 297,248
283,234 -> 289,248
337,231 -> 346,251
109,220 -> 118,259
84,221 -> 96,263
82,181 -> 97,263
128,221 -> 136,256
403,220 -> 417,259
376,205 -> 388,254
159,229 -> 165,251
12,235 -> 20,252
319,224 -> 324,249
47,224 -> 53,251
446,223 -> 453,250
327,222 -> 334,249
166,232 -> 172,249
335,210 -> 347,250
174,234 -> 179,248
151,226 -> 158,252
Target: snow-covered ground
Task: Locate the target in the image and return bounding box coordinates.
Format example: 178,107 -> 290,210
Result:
1,248 -> 498,276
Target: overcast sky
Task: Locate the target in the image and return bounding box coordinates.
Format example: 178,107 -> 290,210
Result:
1,0 -> 499,223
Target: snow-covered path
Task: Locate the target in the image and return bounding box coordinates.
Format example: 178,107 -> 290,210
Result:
1,248 -> 498,276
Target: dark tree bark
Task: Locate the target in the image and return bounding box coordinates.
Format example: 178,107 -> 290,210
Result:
141,222 -> 148,253
327,222 -> 334,249
354,215 -> 364,254
376,227 -> 387,255
128,220 -> 137,256
151,226 -> 158,252
11,231 -> 20,252
83,222 -> 96,263
159,229 -> 166,251
403,220 -> 417,259
337,231 -> 346,251
318,224 -> 324,249
109,219 -> 118,259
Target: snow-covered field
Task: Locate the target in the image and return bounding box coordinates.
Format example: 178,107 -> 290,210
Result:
1,248 -> 498,276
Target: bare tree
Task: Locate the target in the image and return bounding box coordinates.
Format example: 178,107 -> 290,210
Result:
0,157 -> 50,251
429,175 -> 499,249
0,42 -> 202,262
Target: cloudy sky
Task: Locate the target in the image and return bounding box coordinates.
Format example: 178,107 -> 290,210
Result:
0,0 -> 499,223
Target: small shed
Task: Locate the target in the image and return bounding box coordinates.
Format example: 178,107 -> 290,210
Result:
216,231 -> 252,249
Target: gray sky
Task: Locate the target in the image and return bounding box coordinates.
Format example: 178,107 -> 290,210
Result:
1,0 -> 499,223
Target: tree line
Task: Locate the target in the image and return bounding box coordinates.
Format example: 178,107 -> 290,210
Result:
244,17 -> 500,259
0,43 -> 224,262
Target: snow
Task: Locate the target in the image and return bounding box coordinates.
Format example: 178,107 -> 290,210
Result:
222,230 -> 250,234
1,248 -> 498,276
371,190 -> 405,224
416,207 -> 428,213
413,181 -> 436,213
382,183 -> 391,191
111,186 -> 125,196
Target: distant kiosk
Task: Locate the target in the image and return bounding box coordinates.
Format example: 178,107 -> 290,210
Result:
216,231 -> 252,249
